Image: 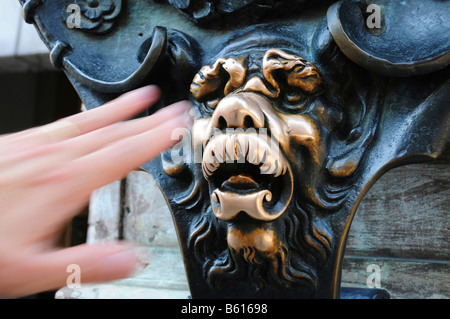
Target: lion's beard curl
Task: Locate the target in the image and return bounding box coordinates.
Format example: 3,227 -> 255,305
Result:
188,197 -> 333,294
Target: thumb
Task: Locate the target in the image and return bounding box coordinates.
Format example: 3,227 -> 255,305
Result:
0,243 -> 139,298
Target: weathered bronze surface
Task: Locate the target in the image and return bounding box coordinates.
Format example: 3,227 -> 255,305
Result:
19,0 -> 449,298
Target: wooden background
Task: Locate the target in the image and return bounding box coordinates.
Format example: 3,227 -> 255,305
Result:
341,148 -> 449,299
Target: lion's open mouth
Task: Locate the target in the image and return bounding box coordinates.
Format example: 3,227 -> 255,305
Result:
202,133 -> 293,221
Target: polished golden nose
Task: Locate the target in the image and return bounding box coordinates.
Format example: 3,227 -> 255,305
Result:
210,93 -> 266,130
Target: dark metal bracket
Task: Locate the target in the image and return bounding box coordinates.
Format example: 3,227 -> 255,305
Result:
19,0 -> 449,299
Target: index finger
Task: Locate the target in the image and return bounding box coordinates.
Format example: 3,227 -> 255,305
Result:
52,85 -> 162,137
3,85 -> 162,146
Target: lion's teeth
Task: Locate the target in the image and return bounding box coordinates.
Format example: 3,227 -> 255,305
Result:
202,134 -> 287,181
274,161 -> 282,178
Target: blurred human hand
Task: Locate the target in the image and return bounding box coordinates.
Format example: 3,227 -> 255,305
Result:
0,85 -> 191,298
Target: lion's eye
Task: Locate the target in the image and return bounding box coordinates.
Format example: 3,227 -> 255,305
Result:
205,99 -> 220,110
279,92 -> 308,113
198,100 -> 217,117
293,64 -> 305,73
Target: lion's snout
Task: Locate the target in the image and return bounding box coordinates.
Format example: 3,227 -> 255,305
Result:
210,92 -> 266,130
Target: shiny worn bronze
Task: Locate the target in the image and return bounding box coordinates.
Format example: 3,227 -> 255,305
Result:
19,0 -> 450,299
165,47 -> 344,297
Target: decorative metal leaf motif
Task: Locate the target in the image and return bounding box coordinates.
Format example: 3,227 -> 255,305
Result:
63,0 -> 122,34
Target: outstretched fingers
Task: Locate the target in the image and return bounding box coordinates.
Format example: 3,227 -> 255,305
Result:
33,109 -> 191,223
59,100 -> 191,160
65,113 -> 190,194
0,101 -> 190,188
